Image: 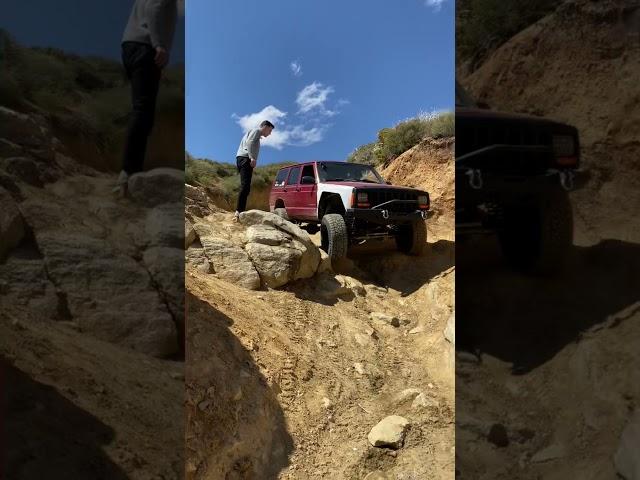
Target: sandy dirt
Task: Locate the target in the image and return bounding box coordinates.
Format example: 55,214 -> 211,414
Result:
456,0 -> 640,477
185,143 -> 455,479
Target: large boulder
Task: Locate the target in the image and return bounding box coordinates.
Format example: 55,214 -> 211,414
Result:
128,168 -> 184,207
143,246 -> 185,332
0,106 -> 51,149
239,210 -> 321,286
0,187 -> 25,261
35,232 -> 178,357
145,203 -> 184,249
193,223 -> 261,290
185,218 -> 196,248
615,411 -> 640,480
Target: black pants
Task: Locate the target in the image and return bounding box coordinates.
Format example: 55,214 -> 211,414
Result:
121,42 -> 161,174
236,156 -> 253,213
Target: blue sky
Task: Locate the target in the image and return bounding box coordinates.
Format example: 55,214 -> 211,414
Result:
187,0 -> 454,165
1,1 -> 185,63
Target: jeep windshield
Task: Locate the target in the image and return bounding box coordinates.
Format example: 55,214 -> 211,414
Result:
318,162 -> 385,184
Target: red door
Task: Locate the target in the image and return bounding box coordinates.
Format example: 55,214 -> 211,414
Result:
298,163 -> 318,220
283,165 -> 301,217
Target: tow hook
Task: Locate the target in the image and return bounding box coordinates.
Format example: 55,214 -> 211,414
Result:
420,210 -> 428,220
466,168 -> 483,189
381,210 -> 389,220
559,170 -> 574,191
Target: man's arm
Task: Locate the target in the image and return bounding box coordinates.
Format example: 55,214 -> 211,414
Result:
147,0 -> 175,67
247,129 -> 261,166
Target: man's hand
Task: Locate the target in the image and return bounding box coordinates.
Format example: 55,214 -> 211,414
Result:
250,159 -> 257,168
155,46 -> 169,68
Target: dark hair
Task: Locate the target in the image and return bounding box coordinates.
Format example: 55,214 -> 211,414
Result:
260,120 -> 275,129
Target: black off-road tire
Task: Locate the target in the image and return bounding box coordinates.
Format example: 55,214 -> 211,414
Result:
396,220 -> 427,255
274,208 -> 289,221
499,189 -> 573,274
321,214 -> 348,261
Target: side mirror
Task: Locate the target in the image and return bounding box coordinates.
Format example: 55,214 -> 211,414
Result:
301,176 -> 315,185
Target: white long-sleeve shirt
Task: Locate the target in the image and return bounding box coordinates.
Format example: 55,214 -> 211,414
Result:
122,0 -> 178,51
236,129 -> 262,162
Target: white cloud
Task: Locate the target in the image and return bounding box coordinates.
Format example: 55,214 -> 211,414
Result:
424,0 -> 447,11
232,105 -> 327,150
290,60 -> 303,77
296,82 -> 335,114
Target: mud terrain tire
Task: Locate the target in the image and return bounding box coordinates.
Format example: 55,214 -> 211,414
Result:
499,189 -> 573,274
321,214 -> 348,261
396,220 -> 427,256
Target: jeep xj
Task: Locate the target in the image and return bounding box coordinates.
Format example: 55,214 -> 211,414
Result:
269,161 -> 430,261
456,81 -> 587,273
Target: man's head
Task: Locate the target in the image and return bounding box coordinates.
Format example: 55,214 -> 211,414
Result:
259,120 -> 275,137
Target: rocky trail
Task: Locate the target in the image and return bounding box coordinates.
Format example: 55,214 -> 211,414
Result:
185,141 -> 455,479
456,1 -> 640,478
1,105 -> 185,479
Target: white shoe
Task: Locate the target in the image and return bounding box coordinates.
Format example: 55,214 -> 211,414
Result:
112,170 -> 129,197
232,211 -> 240,222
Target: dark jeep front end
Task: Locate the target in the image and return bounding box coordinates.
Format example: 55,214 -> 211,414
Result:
456,81 -> 588,273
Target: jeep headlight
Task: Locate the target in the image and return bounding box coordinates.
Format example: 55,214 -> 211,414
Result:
417,194 -> 429,209
552,135 -> 575,157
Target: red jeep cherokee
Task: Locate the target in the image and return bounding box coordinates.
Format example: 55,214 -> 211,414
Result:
269,161 -> 430,261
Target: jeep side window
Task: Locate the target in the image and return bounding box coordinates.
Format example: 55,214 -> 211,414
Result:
301,164 -> 315,181
274,169 -> 288,187
287,166 -> 301,185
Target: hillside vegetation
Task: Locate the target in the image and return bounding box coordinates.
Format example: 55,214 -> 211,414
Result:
0,29 -> 184,172
348,111 -> 454,167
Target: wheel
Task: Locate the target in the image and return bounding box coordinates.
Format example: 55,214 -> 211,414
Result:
396,220 -> 427,255
273,207 -> 289,221
321,214 -> 348,261
498,189 -> 573,274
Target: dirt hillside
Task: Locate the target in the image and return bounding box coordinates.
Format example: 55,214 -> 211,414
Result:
185,154 -> 455,479
461,0 -> 640,244
380,137 -> 454,241
456,1 -> 640,478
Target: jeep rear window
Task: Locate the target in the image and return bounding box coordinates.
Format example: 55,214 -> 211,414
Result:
287,166 -> 301,185
274,168 -> 289,187
317,162 -> 384,184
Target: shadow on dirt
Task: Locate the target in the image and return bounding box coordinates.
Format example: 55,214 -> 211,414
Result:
456,236 -> 640,374
349,239 -> 455,297
185,293 -> 293,479
1,358 -> 129,480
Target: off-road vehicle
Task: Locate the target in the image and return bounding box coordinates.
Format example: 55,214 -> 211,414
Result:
269,161 -> 430,261
456,81 -> 587,273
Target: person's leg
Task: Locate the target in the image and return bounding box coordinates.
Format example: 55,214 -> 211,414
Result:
235,157 -> 253,215
121,43 -> 162,176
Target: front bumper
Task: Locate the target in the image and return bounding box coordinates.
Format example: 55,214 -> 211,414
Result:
345,208 -> 430,226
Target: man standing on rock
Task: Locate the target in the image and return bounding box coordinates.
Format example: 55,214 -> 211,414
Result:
233,120 -> 275,221
114,0 -> 179,197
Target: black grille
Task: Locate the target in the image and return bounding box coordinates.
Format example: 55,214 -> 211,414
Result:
363,189 -> 420,213
457,117 -> 553,175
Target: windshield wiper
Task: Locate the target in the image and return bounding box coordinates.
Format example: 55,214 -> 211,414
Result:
358,179 -> 381,183
327,178 -> 345,181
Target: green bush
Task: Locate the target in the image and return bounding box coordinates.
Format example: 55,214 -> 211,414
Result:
348,112 -> 454,166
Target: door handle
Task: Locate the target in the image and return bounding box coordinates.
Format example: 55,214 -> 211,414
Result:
283,189 -> 288,192
295,188 -> 301,192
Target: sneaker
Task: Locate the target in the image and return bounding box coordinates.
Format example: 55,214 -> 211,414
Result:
112,170 -> 129,197
232,211 -> 240,222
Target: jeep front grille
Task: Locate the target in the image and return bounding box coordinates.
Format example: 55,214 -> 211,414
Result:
364,189 -> 419,213
457,119 -> 553,175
